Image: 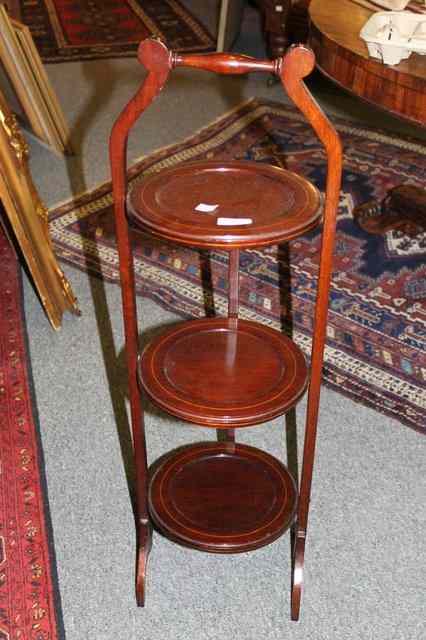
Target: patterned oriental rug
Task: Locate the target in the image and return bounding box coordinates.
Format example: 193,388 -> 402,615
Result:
49,99 -> 426,434
16,0 -> 215,63
0,225 -> 64,639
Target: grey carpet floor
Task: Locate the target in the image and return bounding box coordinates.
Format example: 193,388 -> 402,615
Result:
21,2 -> 425,638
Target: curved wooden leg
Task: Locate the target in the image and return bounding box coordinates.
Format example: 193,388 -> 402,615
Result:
136,518 -> 153,607
291,530 -> 306,621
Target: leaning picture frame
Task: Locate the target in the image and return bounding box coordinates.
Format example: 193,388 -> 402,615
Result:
0,87 -> 79,328
0,5 -> 71,154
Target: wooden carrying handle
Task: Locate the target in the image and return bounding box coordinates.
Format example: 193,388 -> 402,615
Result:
137,38 -> 278,75
173,52 -> 277,75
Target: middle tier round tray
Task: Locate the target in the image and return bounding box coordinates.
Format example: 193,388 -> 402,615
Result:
148,441 -> 298,553
138,317 -> 308,428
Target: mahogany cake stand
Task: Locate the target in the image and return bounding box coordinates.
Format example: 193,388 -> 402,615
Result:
130,159 -> 315,552
110,38 -> 342,620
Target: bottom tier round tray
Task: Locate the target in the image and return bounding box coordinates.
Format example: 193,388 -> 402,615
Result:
148,442 -> 298,553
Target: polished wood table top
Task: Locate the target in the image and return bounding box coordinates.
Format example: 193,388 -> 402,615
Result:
308,0 -> 426,127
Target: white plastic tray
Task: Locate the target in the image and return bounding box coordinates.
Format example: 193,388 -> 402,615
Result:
370,1 -> 410,9
360,10 -> 426,64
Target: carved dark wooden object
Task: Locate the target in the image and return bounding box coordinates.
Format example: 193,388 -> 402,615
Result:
110,38 -> 342,619
255,1 -> 311,58
353,185 -> 426,236
256,0 -> 292,58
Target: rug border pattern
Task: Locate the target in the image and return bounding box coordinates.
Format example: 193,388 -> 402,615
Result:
34,0 -> 215,61
0,228 -> 65,639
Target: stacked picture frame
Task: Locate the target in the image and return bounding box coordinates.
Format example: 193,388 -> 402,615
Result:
0,4 -> 78,328
0,4 -> 72,155
0,86 -> 79,328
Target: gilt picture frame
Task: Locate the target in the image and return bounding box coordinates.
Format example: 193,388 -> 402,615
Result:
0,87 -> 79,328
0,5 -> 72,154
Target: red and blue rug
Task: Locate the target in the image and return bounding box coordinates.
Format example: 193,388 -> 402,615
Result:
15,0 -> 215,62
48,99 -> 426,434
0,224 -> 64,639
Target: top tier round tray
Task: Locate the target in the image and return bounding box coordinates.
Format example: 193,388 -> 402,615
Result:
128,159 -> 321,248
109,38 -> 342,620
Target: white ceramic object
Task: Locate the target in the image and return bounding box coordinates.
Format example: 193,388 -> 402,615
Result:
360,11 -> 426,65
370,0 -> 410,9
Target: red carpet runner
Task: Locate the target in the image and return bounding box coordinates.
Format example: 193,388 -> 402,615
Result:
16,0 -> 215,62
0,225 -> 63,639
